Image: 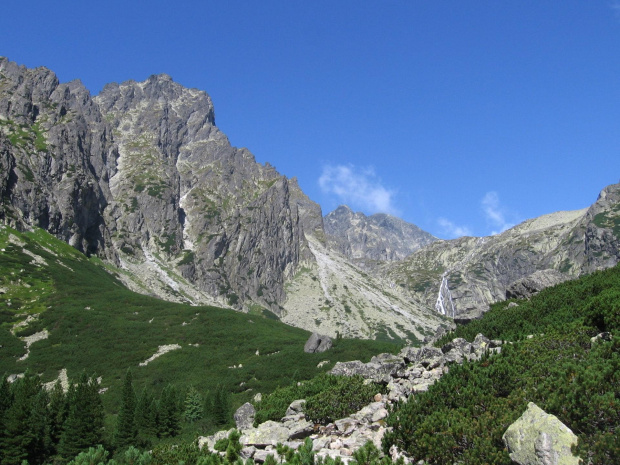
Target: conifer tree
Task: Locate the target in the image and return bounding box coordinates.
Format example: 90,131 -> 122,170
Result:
183,386 -> 203,423
58,372 -> 104,460
47,381 -> 68,459
113,369 -> 137,451
28,389 -> 51,464
0,373 -> 47,465
0,375 -> 13,462
212,385 -> 231,427
157,385 -> 180,438
134,387 -> 157,446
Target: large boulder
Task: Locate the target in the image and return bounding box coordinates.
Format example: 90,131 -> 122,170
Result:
304,333 -> 333,353
502,402 -> 580,465
234,402 -> 256,431
329,359 -> 401,384
240,421 -> 291,447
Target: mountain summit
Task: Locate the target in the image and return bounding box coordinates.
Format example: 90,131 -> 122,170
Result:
324,205 -> 437,264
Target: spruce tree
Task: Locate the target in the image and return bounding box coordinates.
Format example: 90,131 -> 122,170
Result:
134,387 -> 157,446
183,386 -> 203,423
113,369 -> 137,451
212,385 -> 231,427
0,373 -> 47,465
0,375 -> 14,463
58,372 -> 104,461
47,381 -> 67,459
157,385 -> 180,438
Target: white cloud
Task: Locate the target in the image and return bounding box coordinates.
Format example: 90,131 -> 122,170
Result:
437,217 -> 473,239
481,191 -> 515,235
318,164 -> 399,215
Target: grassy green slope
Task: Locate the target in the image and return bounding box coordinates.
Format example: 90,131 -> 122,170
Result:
0,226 -> 397,427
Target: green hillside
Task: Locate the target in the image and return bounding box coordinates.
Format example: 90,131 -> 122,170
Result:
384,265 -> 620,464
0,226 -> 397,433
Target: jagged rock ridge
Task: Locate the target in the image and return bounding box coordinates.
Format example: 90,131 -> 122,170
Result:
324,205 -> 437,265
2,56 -> 619,336
0,57 -> 316,312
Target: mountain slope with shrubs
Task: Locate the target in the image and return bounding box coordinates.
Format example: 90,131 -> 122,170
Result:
0,224 -> 399,463
384,264 -> 620,464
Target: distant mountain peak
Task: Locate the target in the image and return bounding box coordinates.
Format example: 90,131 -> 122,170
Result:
324,206 -> 437,263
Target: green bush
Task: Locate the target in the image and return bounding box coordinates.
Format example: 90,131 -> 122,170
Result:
255,374 -> 383,426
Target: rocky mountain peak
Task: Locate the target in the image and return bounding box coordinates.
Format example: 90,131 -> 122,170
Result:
324,205 -> 437,263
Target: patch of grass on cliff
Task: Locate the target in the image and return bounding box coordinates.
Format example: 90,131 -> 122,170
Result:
593,207 -> 620,237
0,227 -> 398,436
0,119 -> 48,152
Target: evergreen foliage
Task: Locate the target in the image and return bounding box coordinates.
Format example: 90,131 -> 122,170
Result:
58,372 -> 105,461
114,369 -> 137,451
134,388 -> 157,447
0,225 -> 397,445
254,374 -> 383,426
184,385 -> 204,423
0,373 -> 47,465
156,384 -> 181,438
207,385 -> 232,427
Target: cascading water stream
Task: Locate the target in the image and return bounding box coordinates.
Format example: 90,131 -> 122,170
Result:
435,272 -> 456,317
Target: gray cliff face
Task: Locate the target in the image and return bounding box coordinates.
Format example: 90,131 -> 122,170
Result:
324,205 -> 437,263
0,57 -> 117,259
0,58 -> 312,311
385,183 -> 620,320
93,74 -> 315,310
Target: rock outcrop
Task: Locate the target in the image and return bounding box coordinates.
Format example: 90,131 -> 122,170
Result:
2,57 -> 620,338
0,57 -> 448,341
506,270 -> 569,300
385,185 -> 620,320
503,402 -> 580,465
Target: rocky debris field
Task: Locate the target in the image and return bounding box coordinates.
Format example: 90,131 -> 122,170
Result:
199,333 -> 502,463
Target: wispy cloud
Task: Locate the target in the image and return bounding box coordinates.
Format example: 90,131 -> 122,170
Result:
611,1 -> 620,21
318,164 -> 399,215
437,217 -> 473,239
481,191 -> 515,235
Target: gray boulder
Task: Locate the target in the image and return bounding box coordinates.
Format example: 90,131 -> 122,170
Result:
304,333 -> 333,353
502,402 -> 580,465
234,402 -> 256,431
240,421 -> 291,447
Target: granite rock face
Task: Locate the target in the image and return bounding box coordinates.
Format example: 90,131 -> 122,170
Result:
324,205 -> 437,264
0,57 -> 313,312
506,270 -> 570,300
0,57 -> 450,341
2,57 -> 620,338
503,402 -> 580,465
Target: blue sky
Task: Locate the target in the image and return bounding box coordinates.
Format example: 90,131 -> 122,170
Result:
3,1 -> 620,238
